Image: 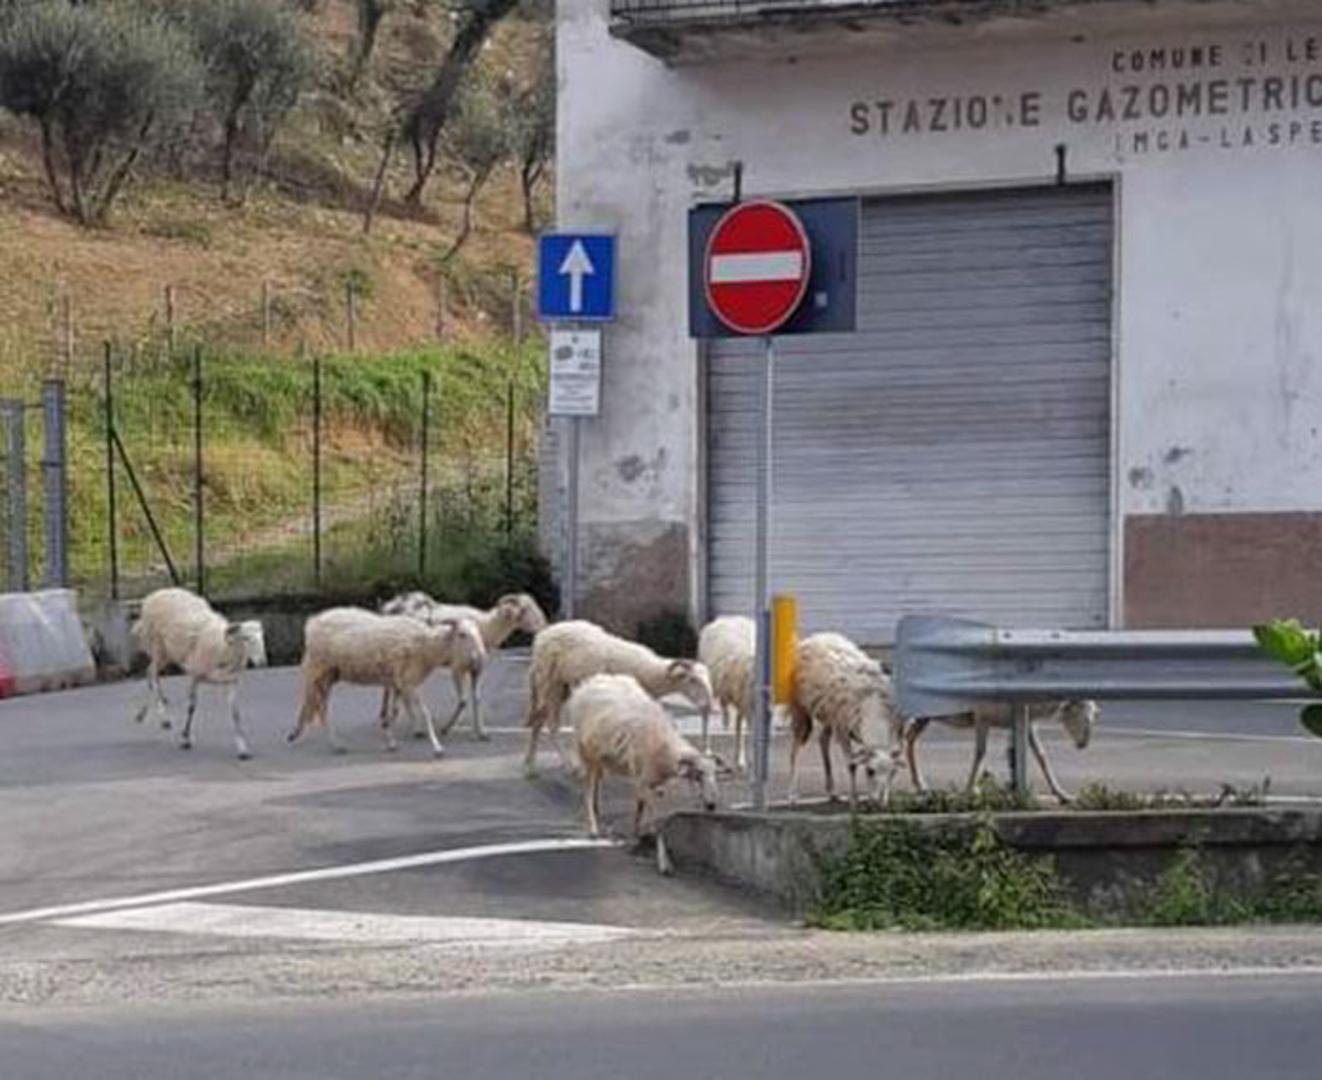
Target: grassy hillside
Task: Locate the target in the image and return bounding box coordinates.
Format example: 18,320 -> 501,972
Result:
0,1 -> 556,607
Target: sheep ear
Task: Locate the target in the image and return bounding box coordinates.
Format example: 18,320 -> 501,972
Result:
667,659 -> 691,676
225,624 -> 243,641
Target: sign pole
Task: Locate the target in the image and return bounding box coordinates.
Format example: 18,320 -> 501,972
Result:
752,335 -> 774,810
565,414 -> 581,620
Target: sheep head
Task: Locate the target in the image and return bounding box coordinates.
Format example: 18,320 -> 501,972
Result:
676,750 -> 720,812
1057,699 -> 1098,749
225,621 -> 268,669
381,591 -> 433,619
498,593 -> 549,636
438,617 -> 487,672
849,742 -> 900,807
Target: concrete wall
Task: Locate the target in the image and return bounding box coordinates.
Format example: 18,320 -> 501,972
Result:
557,0 -> 1322,631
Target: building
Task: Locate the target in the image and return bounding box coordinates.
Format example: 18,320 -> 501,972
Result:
547,0 -> 1322,645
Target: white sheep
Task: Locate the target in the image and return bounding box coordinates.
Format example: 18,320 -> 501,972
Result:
697,615 -> 755,771
786,632 -> 902,809
523,619 -> 714,776
289,606 -> 486,757
903,699 -> 1098,803
131,587 -> 267,760
568,673 -> 721,874
378,591 -> 548,740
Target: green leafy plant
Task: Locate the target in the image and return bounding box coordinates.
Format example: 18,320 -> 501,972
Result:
810,818 -> 1083,931
1252,618 -> 1322,737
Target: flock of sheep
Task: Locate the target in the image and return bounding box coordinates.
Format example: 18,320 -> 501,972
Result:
129,586 -> 1098,847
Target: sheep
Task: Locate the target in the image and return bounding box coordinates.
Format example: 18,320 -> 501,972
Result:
378,591 -> 548,741
903,699 -> 1098,803
131,587 -> 267,760
523,619 -> 714,776
697,615 -> 755,771
568,673 -> 721,874
288,607 -> 486,757
786,632 -> 902,809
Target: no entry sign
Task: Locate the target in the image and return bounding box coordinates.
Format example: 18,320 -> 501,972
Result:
703,201 -> 811,336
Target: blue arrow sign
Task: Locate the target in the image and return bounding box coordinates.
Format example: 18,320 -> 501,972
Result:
538,233 -> 616,322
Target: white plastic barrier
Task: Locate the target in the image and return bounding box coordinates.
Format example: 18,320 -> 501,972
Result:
0,589 -> 96,696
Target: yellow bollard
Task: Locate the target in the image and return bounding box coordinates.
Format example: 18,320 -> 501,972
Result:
771,594 -> 798,706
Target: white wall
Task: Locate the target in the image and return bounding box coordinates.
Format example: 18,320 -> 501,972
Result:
558,0 -> 1322,620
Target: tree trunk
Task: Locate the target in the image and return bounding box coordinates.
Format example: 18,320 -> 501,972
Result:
520,157 -> 545,234
362,128 -> 396,235
401,0 -> 521,207
37,119 -> 68,216
438,167 -> 489,265
349,0 -> 388,89
222,110 -> 240,204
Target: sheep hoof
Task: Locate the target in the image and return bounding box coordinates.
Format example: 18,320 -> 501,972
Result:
476,731 -> 491,743
412,731 -> 427,741
431,747 -> 446,759
160,720 -> 173,731
237,751 -> 252,762
331,745 -> 348,756
178,740 -> 192,751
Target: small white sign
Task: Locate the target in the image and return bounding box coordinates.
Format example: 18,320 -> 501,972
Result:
548,329 -> 602,417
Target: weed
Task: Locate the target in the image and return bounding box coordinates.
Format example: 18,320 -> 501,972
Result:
809,818 -> 1084,932
142,219 -> 213,248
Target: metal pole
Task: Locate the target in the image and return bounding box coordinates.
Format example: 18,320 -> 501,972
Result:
505,380 -> 515,540
62,290 -> 74,378
103,345 -> 118,600
313,354 -> 323,588
419,370 -> 431,580
261,280 -> 272,351
193,346 -> 205,597
165,285 -> 177,357
111,428 -> 181,586
752,336 -> 774,810
345,282 -> 357,352
40,380 -> 68,588
511,270 -> 522,345
565,416 -> 580,620
1009,703 -> 1029,795
2,399 -> 27,591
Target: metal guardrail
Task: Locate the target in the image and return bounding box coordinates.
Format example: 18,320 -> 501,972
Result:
894,615 -> 1313,721
893,614 -> 1319,793
888,616 -> 1311,724
610,0 -> 906,22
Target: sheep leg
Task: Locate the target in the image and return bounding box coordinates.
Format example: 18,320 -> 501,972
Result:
787,723 -> 805,806
523,721 -> 543,776
965,720 -> 990,793
1029,723 -> 1072,804
469,672 -> 487,741
226,683 -> 253,761
734,708 -> 747,773
380,687 -> 399,753
904,717 -> 931,793
840,729 -> 859,811
404,687 -> 445,759
584,766 -> 602,838
700,703 -> 710,755
179,678 -> 201,750
378,686 -> 393,729
819,724 -> 837,802
439,670 -> 468,736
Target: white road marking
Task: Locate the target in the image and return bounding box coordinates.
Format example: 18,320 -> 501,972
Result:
54,901 -> 638,949
0,837 -> 618,928
1099,727 -> 1322,745
709,251 -> 804,284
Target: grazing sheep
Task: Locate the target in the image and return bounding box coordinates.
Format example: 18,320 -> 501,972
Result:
787,632 -> 902,809
524,620 -> 714,776
697,615 -> 756,771
131,587 -> 267,760
904,699 -> 1098,803
289,607 -> 486,757
379,591 -> 549,740
568,673 -> 721,873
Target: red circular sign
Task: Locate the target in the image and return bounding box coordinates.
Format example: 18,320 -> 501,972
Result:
704,201 -> 811,336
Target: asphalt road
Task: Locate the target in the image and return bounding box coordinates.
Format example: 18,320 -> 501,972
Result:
4,972 -> 1322,1080
3,654 -> 1322,1011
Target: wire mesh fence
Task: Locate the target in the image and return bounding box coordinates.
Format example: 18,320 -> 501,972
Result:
59,339 -> 548,611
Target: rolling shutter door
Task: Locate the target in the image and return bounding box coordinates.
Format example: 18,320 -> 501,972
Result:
705,183 -> 1113,644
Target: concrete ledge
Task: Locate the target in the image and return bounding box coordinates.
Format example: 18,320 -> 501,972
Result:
662,806 -> 1322,916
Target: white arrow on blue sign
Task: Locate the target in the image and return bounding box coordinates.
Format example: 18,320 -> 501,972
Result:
538,233 -> 616,322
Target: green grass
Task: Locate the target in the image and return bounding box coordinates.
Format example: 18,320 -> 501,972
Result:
46,339 -> 545,597
809,817 -> 1322,932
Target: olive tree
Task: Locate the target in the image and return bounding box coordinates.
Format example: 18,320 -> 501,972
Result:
510,51 -> 554,233
176,0 -> 314,202
438,75 -> 514,263
0,2 -> 201,224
